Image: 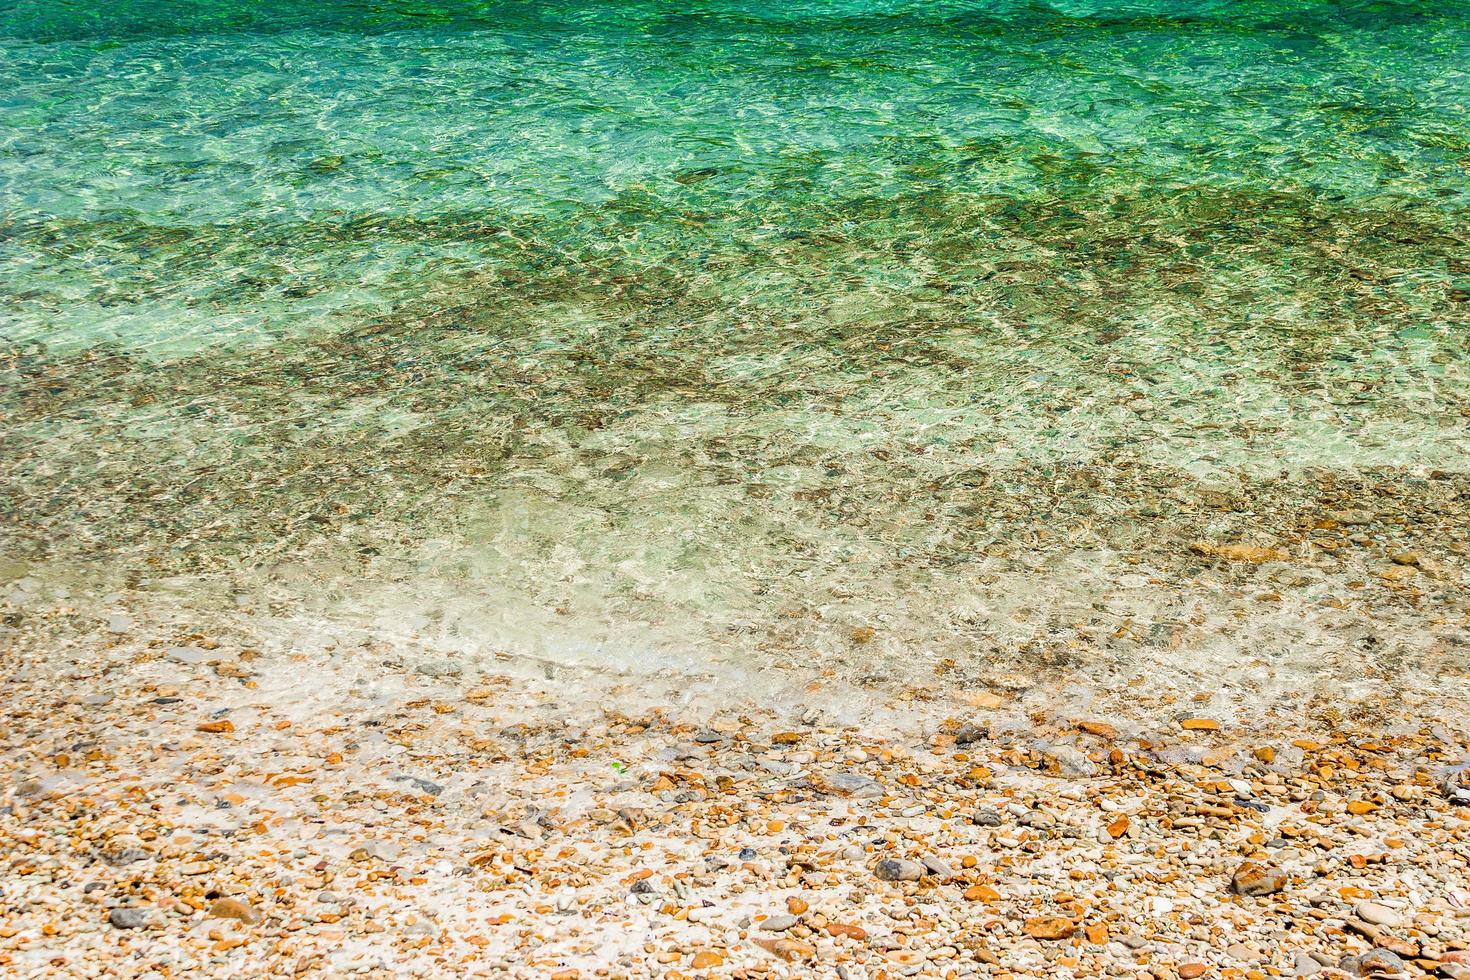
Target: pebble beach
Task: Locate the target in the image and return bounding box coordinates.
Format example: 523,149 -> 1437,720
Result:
5,0 -> 1470,977
5,602 -> 1470,980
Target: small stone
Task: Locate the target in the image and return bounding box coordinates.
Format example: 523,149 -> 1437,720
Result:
1355,902 -> 1404,928
1180,718 -> 1221,732
972,808 -> 1003,827
885,949 -> 927,973
1442,767 -> 1470,805
963,884 -> 999,903
1020,809 -> 1057,829
1023,916 -> 1075,941
693,730 -> 723,744
690,951 -> 724,969
1077,721 -> 1118,739
824,772 -> 884,798
397,775 -> 444,796
196,719 -> 235,734
1347,949 -> 1405,976
414,659 -> 462,677
772,732 -> 801,745
167,645 -> 213,664
760,914 -> 798,932
1039,744 -> 1095,776
1188,542 -> 1289,563
921,855 -> 955,879
1227,943 -> 1259,961
954,724 -> 986,745
874,858 -> 924,882
1345,919 -> 1418,958
209,898 -> 262,925
1085,922 -> 1109,945
1179,965 -> 1209,979
1230,861 -> 1287,897
108,908 -> 150,929
1293,953 -> 1323,976
751,937 -> 814,962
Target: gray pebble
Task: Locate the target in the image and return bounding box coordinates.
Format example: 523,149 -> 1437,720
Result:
828,772 -> 884,798
922,855 -> 955,879
874,858 -> 924,882
109,908 -> 150,929
166,645 -> 212,664
760,914 -> 798,932
396,775 -> 444,796
1293,953 -> 1322,976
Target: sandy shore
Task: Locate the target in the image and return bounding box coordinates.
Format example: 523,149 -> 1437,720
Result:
4,617 -> 1470,980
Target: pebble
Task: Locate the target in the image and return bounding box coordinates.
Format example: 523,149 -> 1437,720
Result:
396,775 -> 445,796
1354,901 -> 1404,928
1293,953 -> 1323,976
209,897 -> 263,925
921,855 -> 955,879
167,645 -> 213,664
1345,949 -> 1405,976
1230,861 -> 1287,896
1023,916 -> 1075,940
827,772 -> 884,798
759,914 -> 798,932
874,858 -> 924,882
108,908 -> 150,929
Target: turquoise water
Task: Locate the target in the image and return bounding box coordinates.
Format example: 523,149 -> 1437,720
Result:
3,1 -> 1468,696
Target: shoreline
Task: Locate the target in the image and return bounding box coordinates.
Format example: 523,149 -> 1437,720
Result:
4,626 -> 1470,978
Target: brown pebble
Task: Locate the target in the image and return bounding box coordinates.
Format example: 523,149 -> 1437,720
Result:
209,898 -> 262,925
1230,861 -> 1287,897
1023,916 -> 1075,940
752,937 -> 815,962
690,950 -> 724,969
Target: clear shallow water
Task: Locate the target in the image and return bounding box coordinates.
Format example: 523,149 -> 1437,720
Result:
3,1 -> 1469,701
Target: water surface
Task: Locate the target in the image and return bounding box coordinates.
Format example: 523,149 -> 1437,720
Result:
3,0 -> 1468,704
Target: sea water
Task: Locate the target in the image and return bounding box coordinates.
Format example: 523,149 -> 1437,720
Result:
3,1 -> 1468,707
